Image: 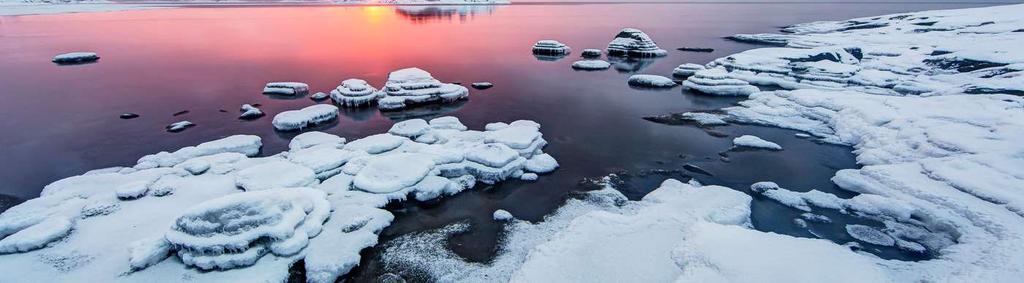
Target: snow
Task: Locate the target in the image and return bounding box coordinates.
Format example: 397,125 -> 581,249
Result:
51,52 -> 98,64
378,68 -> 469,111
732,135 -> 782,150
344,134 -> 406,154
493,209 -> 514,221
330,79 -> 384,108
845,224 -> 896,246
288,131 -> 345,151
272,104 -> 339,131
571,60 -> 611,70
238,104 -> 263,120
532,40 -> 571,55
0,217 -> 73,254
429,116 -> 468,131
262,82 -> 309,96
627,74 -> 677,88
606,28 -> 668,57
524,153 -> 558,173
388,119 -> 430,138
352,153 -> 435,194
234,161 -> 317,191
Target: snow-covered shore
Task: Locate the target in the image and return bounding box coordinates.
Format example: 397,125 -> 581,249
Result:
0,117 -> 556,282
379,4 -> 1024,282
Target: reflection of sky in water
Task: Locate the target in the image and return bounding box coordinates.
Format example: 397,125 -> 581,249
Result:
0,2 -> 992,272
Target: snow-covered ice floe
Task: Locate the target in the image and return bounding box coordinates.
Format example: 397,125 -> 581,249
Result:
531,40 -> 571,57
378,68 -> 469,111
0,116 -> 556,282
51,52 -> 99,64
272,104 -> 339,131
571,60 -> 611,71
627,74 -> 676,88
672,63 -> 706,78
238,104 -> 264,120
646,4 -> 1024,282
732,135 -> 782,150
263,82 -> 309,97
165,121 -> 194,133
606,28 -> 667,58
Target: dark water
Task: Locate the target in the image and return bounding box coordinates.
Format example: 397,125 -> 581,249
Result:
0,1 -> 992,280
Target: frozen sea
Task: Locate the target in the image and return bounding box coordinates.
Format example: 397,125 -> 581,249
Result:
0,1 -> 1004,281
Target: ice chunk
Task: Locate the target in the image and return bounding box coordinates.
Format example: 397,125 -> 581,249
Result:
165,121 -> 194,133
235,161 -> 317,191
628,74 -> 677,88
288,147 -> 360,179
749,181 -> 780,193
353,153 -> 435,194
52,52 -> 99,64
379,68 -> 469,111
0,217 -> 73,254
683,68 -> 760,96
239,104 -> 264,120
310,91 -> 329,101
289,131 -> 345,151
263,82 -> 309,96
733,135 -> 782,150
136,135 -> 262,168
571,60 -> 611,70
606,28 -> 667,57
165,188 -> 329,270
672,63 -> 706,78
127,236 -> 171,272
520,173 -> 538,181
345,134 -> 407,154
115,181 -> 150,200
581,48 -> 602,58
429,116 -> 468,131
532,40 -> 571,55
466,143 -> 520,168
845,224 -> 896,246
524,153 -> 558,173
493,209 -> 514,221
330,79 -> 384,107
272,104 -> 339,131
389,119 -> 430,138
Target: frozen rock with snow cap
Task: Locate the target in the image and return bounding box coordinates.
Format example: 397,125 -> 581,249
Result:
672,63 -> 706,78
235,161 -> 317,191
263,82 -> 309,96
378,68 -> 469,111
493,209 -> 514,221
389,119 -> 430,138
331,79 -> 385,107
733,135 -> 782,150
166,121 -> 194,132
52,52 -> 99,64
239,104 -> 264,120
606,28 -> 667,57
628,74 -> 677,88
571,60 -> 611,70
289,131 -> 345,151
581,48 -> 602,58
532,40 -> 571,55
683,68 -> 760,96
272,104 -> 339,131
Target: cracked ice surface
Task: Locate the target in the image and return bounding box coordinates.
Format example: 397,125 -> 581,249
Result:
0,117 -> 556,283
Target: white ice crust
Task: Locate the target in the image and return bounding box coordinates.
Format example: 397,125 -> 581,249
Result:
272,104 -> 339,131
378,68 -> 469,111
0,116 -> 555,283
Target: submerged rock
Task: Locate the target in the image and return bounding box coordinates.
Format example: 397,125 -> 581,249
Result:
331,79 -> 385,108
677,47 -> 714,52
120,113 -> 139,119
627,74 -> 677,88
571,60 -> 611,70
532,40 -> 571,56
607,28 -> 667,57
52,52 -> 99,64
263,82 -> 309,96
272,104 -> 339,131
378,68 -> 469,111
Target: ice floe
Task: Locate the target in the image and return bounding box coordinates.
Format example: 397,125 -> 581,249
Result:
492,209 -> 514,221
330,79 -> 384,108
52,52 -> 99,64
732,135 -> 782,150
165,121 -> 194,133
0,116 -> 556,282
606,28 -> 667,57
272,104 -> 339,131
682,68 -> 760,96
571,60 -> 611,70
672,63 -> 706,78
627,74 -> 677,88
263,82 -> 309,96
378,68 -> 469,111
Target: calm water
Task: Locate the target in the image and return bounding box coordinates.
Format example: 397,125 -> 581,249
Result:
0,1 -> 992,280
